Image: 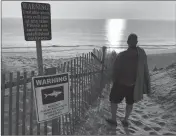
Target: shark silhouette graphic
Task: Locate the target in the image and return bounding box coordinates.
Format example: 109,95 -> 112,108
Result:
44,90 -> 62,98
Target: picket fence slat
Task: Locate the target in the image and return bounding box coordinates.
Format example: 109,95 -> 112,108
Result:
88,52 -> 91,105
22,72 -> 27,135
58,116 -> 61,135
1,74 -> 5,135
30,71 -> 34,135
69,113 -> 72,134
62,115 -> 65,135
90,52 -> 93,103
63,62 -> 66,73
77,57 -> 81,117
9,73 -> 13,135
65,114 -> 69,135
83,54 -> 86,111
44,121 -> 47,135
85,54 -> 88,109
82,54 -> 84,112
73,59 -> 77,123
65,62 -> 70,135
67,61 -> 72,135
16,72 -> 20,135
70,59 -> 74,132
76,57 -> 79,119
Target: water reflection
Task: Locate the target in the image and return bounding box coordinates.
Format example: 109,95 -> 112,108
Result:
106,19 -> 126,53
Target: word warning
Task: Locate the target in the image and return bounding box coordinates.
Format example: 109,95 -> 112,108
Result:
32,73 -> 70,123
21,2 -> 52,41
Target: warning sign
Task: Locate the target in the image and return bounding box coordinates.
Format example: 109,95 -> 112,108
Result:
32,73 -> 70,123
21,2 -> 52,41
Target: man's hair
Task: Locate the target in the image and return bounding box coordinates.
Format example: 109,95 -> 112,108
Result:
127,33 -> 138,47
128,33 -> 137,41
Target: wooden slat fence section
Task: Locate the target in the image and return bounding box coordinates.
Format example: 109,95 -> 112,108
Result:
1,47 -> 118,135
4,71 -> 103,89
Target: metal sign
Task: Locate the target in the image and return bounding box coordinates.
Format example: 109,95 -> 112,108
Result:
21,2 -> 52,41
32,73 -> 70,123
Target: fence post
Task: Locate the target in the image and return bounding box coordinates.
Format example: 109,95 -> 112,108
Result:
100,46 -> 107,93
44,67 -> 58,135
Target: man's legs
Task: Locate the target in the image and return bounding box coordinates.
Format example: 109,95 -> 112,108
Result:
106,83 -> 124,126
106,102 -> 118,126
110,102 -> 118,121
122,85 -> 134,127
124,104 -> 133,121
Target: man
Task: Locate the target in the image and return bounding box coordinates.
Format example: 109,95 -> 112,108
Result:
106,33 -> 151,127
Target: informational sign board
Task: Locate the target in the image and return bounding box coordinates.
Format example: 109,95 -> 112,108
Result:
32,73 -> 70,123
21,2 -> 52,41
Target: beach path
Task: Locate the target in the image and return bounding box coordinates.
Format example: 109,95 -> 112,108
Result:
74,67 -> 176,135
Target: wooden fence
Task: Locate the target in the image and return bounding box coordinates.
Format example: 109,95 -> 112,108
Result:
1,47 -> 117,135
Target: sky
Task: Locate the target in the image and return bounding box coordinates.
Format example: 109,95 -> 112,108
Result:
2,1 -> 176,20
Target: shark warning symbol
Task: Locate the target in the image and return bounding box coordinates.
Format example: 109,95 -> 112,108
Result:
41,86 -> 64,105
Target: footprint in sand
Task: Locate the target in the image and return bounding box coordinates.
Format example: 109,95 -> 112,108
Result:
134,109 -> 143,114
131,120 -> 144,127
149,131 -> 159,135
158,121 -> 166,127
142,115 -> 149,119
161,114 -> 173,119
131,115 -> 138,119
152,126 -> 161,131
128,128 -> 136,134
163,132 -> 176,135
130,126 -> 138,131
144,126 -> 152,131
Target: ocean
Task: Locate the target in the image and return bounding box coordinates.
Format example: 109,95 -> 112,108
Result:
2,18 -> 176,58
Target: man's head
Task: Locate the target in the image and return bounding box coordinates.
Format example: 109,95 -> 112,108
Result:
127,33 -> 138,48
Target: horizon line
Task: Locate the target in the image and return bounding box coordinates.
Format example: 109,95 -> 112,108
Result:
2,17 -> 175,21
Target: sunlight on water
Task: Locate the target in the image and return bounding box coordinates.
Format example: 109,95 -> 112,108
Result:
106,19 -> 126,53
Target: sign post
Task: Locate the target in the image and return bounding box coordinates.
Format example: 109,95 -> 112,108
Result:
36,41 -> 44,75
21,2 -> 62,134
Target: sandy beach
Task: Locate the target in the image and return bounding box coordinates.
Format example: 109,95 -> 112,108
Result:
74,62 -> 176,135
2,51 -> 176,74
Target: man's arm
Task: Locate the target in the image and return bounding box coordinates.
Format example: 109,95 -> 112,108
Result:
112,53 -> 121,82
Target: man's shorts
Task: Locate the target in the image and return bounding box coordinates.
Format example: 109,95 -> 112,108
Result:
109,82 -> 135,105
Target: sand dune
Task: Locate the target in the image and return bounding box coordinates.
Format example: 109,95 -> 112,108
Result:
74,63 -> 176,135
147,52 -> 176,70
